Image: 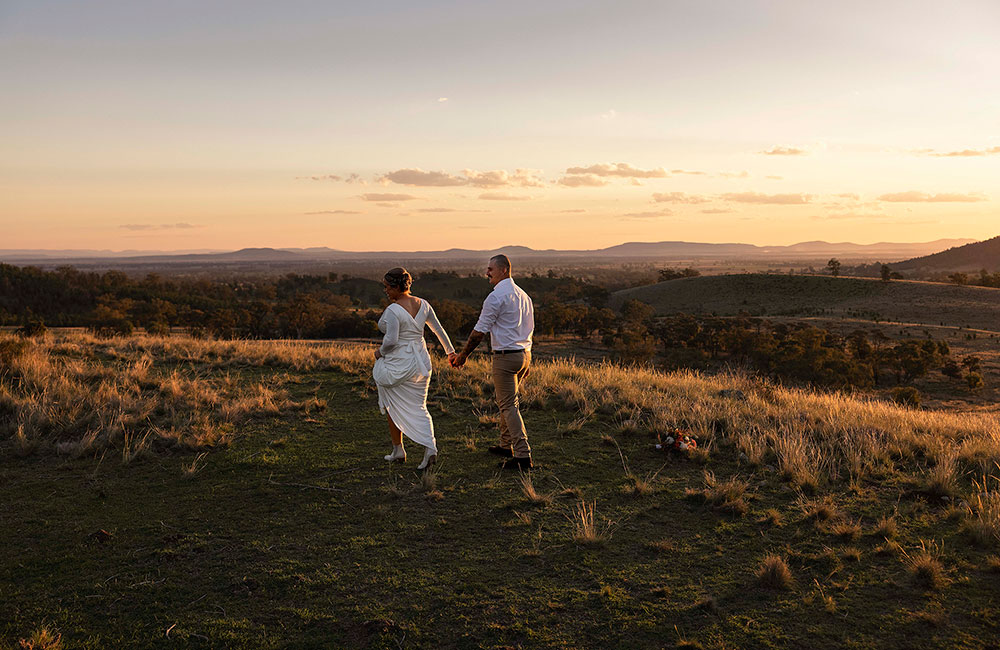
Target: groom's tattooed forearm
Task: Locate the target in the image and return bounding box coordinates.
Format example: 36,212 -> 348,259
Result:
461,330 -> 485,356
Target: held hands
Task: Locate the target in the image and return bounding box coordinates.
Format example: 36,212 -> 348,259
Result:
374,349 -> 382,360
449,352 -> 466,368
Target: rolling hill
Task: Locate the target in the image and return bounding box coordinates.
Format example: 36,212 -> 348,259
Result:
0,238 -> 975,265
612,273 -> 1000,330
892,235 -> 1000,272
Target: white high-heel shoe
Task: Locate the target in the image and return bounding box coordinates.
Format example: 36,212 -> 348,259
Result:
384,445 -> 406,463
417,447 -> 437,470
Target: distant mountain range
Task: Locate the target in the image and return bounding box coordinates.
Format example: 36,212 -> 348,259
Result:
892,235 -> 1000,271
0,238 -> 976,265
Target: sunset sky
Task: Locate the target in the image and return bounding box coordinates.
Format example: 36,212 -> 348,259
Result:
2,0 -> 998,251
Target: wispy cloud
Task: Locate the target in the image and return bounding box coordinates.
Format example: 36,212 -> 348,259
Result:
478,192 -> 531,201
297,174 -> 343,181
305,209 -> 363,215
375,202 -> 401,208
834,193 -> 860,200
877,191 -> 986,203
565,162 -> 668,178
380,169 -> 466,187
119,222 -> 203,231
620,208 -> 673,219
919,146 -> 1000,157
556,174 -> 609,187
361,193 -> 420,201
765,175 -> 784,180
721,192 -> 811,204
559,209 -> 587,213
464,169 -> 546,188
379,168 -> 545,188
700,208 -> 734,214
718,170 -> 750,179
671,169 -> 707,176
438,97 -> 448,103
811,212 -> 887,220
415,207 -> 490,213
652,192 -> 710,204
760,146 -> 808,156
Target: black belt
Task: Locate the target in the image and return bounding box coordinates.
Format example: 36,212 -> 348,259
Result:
492,349 -> 526,355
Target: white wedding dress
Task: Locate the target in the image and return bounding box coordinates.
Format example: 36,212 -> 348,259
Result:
373,300 -> 455,452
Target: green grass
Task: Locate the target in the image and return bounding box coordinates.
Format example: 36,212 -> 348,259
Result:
3,339 -> 1000,648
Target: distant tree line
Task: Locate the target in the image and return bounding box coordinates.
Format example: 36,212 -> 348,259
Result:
603,301 -> 981,392
0,264 -> 614,343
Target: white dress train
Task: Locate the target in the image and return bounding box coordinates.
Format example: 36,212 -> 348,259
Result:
373,300 -> 455,452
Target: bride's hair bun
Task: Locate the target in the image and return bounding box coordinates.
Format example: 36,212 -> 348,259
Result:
383,267 -> 412,292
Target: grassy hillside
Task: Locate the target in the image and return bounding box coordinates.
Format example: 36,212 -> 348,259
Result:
893,235 -> 1000,272
611,273 -> 1000,330
3,333 -> 1000,648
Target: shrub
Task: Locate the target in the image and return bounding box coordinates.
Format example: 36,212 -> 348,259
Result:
890,386 -> 921,408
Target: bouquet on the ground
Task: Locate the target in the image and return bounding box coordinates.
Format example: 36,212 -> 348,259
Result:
655,428 -> 697,453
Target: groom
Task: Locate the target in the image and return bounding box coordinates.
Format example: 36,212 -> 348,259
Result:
451,254 -> 535,470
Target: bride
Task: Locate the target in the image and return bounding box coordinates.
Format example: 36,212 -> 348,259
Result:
373,267 -> 457,469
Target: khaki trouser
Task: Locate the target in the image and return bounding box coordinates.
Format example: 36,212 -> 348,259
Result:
492,350 -> 531,458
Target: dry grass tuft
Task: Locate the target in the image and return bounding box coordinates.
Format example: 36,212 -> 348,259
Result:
558,486 -> 583,499
385,475 -> 408,499
625,473 -> 657,497
905,541 -> 948,590
963,472 -> 1000,548
803,497 -> 841,524
646,539 -> 676,553
875,539 -> 904,557
984,555 -> 1000,573
570,500 -> 610,546
517,473 -> 553,506
873,515 -> 898,539
675,636 -> 705,650
17,627 -> 63,650
759,508 -> 784,527
924,451 -> 960,497
421,467 -> 439,493
831,519 -> 862,542
840,547 -> 862,562
804,581 -> 837,613
688,440 -> 711,465
688,471 -> 749,515
756,554 -> 794,590
182,452 -> 208,478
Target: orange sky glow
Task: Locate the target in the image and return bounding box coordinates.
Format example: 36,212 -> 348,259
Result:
2,1 -> 998,251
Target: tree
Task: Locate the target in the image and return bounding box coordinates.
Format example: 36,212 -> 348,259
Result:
827,259 -> 841,277
658,267 -> 701,282
948,272 -> 969,285
880,264 -> 892,283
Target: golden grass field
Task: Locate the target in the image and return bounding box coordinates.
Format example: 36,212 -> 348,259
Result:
4,331 -> 1000,647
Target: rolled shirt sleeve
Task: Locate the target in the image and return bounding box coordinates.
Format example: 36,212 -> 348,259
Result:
473,293 -> 499,334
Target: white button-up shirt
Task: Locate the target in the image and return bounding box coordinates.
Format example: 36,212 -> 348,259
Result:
473,278 -> 534,351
